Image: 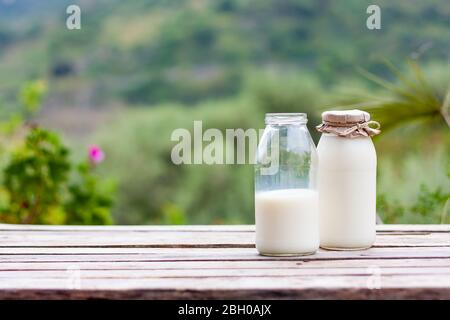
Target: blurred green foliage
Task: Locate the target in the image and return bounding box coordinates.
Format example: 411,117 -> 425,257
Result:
1,128 -> 70,224
0,0 -> 448,225
337,61 -> 450,130
1,0 -> 450,106
0,82 -> 115,225
96,100 -> 256,224
19,81 -> 47,115
64,162 -> 115,225
377,148 -> 450,224
96,65 -> 449,225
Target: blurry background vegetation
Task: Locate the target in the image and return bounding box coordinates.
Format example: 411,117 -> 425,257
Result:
0,0 -> 448,224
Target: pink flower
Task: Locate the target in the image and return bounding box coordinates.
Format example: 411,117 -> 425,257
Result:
88,145 -> 105,164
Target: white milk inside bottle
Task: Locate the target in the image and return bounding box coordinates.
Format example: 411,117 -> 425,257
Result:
316,110 -> 381,250
254,113 -> 319,256
255,189 -> 319,255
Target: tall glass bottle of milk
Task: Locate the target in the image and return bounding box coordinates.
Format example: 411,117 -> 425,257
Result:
255,113 -> 319,256
316,110 -> 381,250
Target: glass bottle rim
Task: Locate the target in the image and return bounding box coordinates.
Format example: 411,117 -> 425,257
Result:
265,113 -> 307,125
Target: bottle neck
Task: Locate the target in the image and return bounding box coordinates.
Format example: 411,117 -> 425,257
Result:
265,113 -> 307,126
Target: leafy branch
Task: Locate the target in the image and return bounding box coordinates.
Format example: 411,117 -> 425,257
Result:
336,60 -> 450,131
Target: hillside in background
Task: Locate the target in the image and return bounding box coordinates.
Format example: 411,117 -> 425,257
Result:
0,0 -> 449,110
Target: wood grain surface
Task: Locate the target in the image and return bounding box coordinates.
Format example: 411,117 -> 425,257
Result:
0,224 -> 449,299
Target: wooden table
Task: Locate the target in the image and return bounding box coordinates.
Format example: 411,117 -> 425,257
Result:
0,224 -> 449,299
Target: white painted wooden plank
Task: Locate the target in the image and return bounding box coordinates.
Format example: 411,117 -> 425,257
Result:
0,247 -> 450,262
1,258 -> 450,271
1,266 -> 450,280
0,229 -> 449,247
0,274 -> 449,291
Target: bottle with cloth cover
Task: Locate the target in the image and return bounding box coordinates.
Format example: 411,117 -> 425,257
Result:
316,109 -> 381,250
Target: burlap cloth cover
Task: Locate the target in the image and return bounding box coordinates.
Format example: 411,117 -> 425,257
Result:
316,109 -> 381,138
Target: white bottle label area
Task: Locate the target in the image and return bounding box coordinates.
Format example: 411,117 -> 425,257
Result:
317,135 -> 377,249
255,189 -> 319,255
319,170 -> 376,249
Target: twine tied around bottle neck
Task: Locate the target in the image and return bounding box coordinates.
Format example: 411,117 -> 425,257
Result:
316,110 -> 381,138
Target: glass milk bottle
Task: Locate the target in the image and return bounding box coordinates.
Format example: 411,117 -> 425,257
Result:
316,110 -> 381,250
255,113 -> 319,256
